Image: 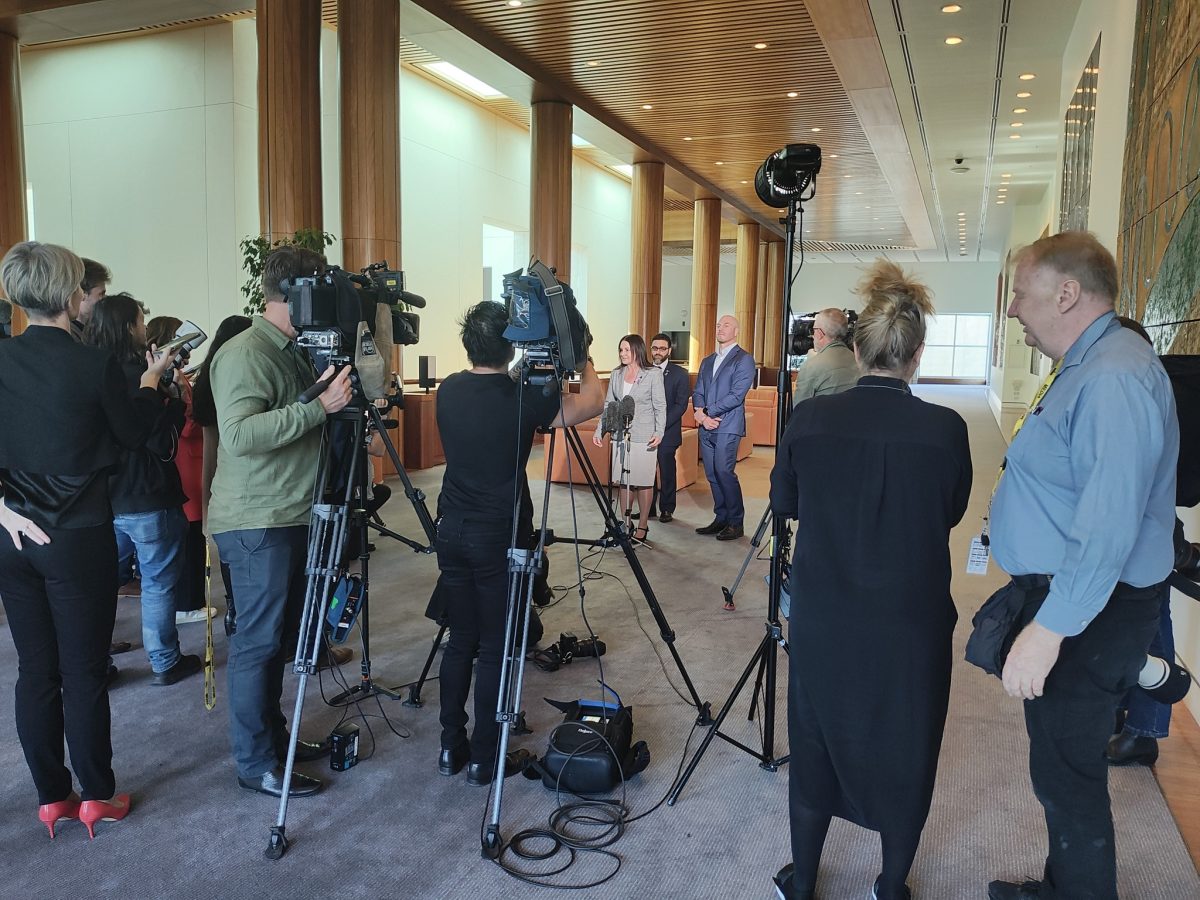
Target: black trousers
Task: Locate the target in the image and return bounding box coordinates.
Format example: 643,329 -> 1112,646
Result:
650,439 -> 679,516
1016,578 -> 1164,899
0,523 -> 118,804
436,515 -> 515,765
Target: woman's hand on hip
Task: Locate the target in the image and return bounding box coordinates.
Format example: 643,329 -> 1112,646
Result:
0,499 -> 50,550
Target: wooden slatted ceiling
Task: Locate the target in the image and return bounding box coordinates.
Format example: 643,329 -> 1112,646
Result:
414,0 -> 914,247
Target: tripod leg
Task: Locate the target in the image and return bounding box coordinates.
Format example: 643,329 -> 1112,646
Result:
667,634 -> 773,806
404,626 -> 446,708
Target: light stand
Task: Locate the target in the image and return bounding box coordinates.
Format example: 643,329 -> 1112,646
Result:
668,144 -> 818,804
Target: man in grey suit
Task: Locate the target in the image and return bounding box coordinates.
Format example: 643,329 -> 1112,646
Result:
693,315 -> 756,541
793,308 -> 859,405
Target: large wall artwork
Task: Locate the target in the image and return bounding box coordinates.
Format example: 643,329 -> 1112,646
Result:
1118,0 -> 1200,353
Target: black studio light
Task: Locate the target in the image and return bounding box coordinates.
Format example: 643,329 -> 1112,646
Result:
754,143 -> 822,207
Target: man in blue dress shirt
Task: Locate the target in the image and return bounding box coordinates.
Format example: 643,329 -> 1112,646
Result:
986,232 -> 1178,900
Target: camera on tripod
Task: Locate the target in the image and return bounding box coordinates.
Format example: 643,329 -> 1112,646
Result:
502,258 -> 591,388
283,261 -> 426,401
790,309 -> 858,357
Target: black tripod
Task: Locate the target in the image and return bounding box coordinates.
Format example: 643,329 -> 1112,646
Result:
482,373 -> 712,858
266,371 -> 434,860
668,185 -> 808,806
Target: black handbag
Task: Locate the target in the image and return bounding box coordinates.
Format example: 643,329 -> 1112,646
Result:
964,579 -> 1048,677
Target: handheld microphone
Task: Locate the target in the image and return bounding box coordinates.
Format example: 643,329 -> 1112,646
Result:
299,372 -> 336,404
619,394 -> 635,427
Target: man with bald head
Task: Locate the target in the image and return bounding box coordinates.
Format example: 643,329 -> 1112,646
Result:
984,231 -> 1177,900
793,308 -> 859,405
693,314 -> 756,541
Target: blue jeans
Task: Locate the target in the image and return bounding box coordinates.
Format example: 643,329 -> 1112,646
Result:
1120,589 -> 1174,738
214,526 -> 308,779
114,507 -> 187,674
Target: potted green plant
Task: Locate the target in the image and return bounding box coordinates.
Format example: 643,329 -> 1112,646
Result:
239,228 -> 335,316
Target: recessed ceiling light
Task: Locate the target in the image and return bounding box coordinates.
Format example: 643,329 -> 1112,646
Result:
1009,133 -> 1021,139
843,174 -> 852,178
829,154 -> 838,158
874,217 -> 880,220
1001,172 -> 1012,178
945,36 -> 963,45
942,3 -> 962,11
1013,107 -> 1028,114
642,104 -> 653,110
855,191 -> 863,195
506,0 -> 522,6
740,180 -> 748,184
683,136 -> 693,141
1019,73 -> 1036,80
1010,121 -> 1024,127
880,227 -> 886,231
810,127 -> 822,132
753,42 -> 768,50
787,92 -> 799,98
715,161 -> 723,166
865,205 -> 871,209
997,200 -> 1006,204
1017,91 -> 1032,98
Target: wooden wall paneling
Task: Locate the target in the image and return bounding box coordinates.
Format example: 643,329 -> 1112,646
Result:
734,222 -> 759,354
688,197 -> 721,371
257,0 -> 323,241
763,239 -> 785,368
0,29 -> 26,335
530,99 -> 572,282
630,160 -> 664,338
338,0 -> 401,274
752,240 -> 768,362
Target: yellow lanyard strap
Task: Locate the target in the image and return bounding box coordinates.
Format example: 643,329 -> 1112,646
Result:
982,358 -> 1062,542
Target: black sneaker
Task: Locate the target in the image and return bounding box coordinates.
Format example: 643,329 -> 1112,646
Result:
151,653 -> 203,686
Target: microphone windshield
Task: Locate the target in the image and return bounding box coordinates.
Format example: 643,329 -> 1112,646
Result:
601,401 -> 618,436
400,290 -> 426,309
619,394 -> 635,423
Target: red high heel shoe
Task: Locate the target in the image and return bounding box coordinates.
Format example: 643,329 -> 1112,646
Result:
38,794 -> 81,839
78,793 -> 131,839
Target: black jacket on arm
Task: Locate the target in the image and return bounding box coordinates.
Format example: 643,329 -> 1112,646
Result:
660,362 -> 690,450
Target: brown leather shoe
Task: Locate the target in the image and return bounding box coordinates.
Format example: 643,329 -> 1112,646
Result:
696,519 -> 727,535
716,524 -> 744,541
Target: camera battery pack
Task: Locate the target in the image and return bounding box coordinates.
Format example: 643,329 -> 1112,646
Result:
329,723 -> 360,772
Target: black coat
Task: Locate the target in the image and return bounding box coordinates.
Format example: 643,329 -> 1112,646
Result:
659,362 -> 690,450
769,376 -> 972,838
108,358 -> 187,515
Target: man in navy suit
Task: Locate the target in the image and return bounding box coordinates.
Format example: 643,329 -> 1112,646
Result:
693,315 -> 756,540
649,332 -> 690,523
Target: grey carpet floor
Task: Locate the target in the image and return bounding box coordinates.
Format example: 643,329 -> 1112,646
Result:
0,386 -> 1195,899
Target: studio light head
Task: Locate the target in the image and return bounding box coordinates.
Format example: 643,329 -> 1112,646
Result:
755,143 -> 822,208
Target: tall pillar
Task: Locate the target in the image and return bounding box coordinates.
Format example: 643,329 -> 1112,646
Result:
752,241 -> 768,362
530,99 -> 572,282
0,30 -> 27,335
763,239 -> 785,369
257,0 -> 323,240
630,160 -> 664,338
688,197 -> 721,371
338,0 -> 400,272
733,222 -> 759,355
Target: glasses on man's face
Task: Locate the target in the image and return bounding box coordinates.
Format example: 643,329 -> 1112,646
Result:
651,345 -> 669,353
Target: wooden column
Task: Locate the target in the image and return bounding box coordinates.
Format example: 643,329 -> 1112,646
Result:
733,222 -> 759,355
0,30 -> 27,335
752,241 -> 768,362
762,239 -> 785,368
688,197 -> 721,371
257,0 -> 323,240
630,160 -> 664,338
338,0 -> 400,273
530,99 -> 572,282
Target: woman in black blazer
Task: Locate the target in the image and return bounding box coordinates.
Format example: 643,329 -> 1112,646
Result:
0,242 -> 174,839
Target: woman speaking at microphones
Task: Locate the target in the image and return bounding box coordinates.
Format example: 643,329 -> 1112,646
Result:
593,334 -> 665,544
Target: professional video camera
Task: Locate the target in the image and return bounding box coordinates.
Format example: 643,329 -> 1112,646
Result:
790,309 -> 858,357
501,258 -> 590,385
282,261 -> 426,401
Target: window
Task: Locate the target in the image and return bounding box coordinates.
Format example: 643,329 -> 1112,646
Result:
917,313 -> 991,383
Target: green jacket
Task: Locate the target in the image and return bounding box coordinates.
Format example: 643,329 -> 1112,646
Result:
207,316 -> 326,534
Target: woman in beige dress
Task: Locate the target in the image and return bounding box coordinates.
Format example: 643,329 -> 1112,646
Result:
593,334 -> 665,542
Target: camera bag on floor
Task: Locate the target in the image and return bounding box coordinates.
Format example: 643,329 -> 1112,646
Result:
525,697 -> 649,793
